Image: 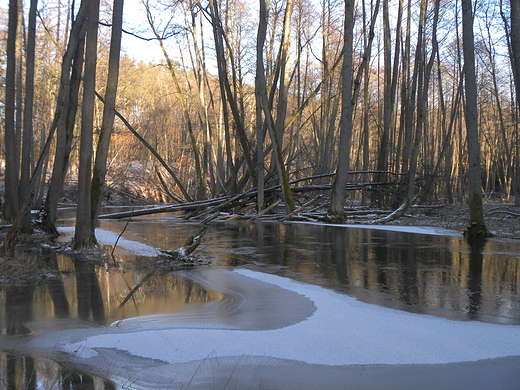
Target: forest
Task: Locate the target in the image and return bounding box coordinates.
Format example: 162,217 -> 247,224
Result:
1,0 -> 520,249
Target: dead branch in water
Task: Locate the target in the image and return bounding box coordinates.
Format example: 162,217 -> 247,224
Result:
160,226 -> 208,258
119,226 -> 210,309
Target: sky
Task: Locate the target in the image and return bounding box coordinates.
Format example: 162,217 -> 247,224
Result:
119,0 -> 164,62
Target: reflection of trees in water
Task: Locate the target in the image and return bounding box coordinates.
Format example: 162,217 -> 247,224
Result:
247,224 -> 520,321
4,282 -> 35,335
0,353 -> 115,390
44,250 -> 70,318
117,270 -> 216,313
467,238 -> 485,318
73,258 -> 106,323
3,249 -> 69,335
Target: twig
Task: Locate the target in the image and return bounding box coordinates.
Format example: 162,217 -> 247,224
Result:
111,207 -> 134,258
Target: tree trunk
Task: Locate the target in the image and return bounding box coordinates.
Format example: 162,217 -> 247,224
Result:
208,0 -> 257,187
73,0 -> 100,249
19,0 -> 38,233
3,0 -> 20,222
91,0 -> 124,234
42,0 -> 89,234
462,0 -> 490,238
329,0 -> 354,221
509,0 -> 520,203
256,0 -> 269,212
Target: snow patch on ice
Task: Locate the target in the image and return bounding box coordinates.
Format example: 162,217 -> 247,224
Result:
57,226 -> 160,256
62,269 -> 520,366
289,220 -> 462,236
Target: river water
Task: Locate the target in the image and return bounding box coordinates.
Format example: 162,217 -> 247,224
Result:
1,212 -> 520,389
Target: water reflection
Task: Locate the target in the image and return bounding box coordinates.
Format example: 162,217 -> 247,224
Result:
0,352 -> 115,390
74,258 -> 105,323
187,221 -> 519,323
3,283 -> 35,336
3,218 -> 520,334
1,255 -> 221,337
85,217 -> 520,324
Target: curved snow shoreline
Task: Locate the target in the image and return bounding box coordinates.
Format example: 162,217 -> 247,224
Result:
55,267 -> 520,367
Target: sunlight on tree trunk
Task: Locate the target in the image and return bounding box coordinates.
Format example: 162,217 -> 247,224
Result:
73,0 -> 100,249
4,0 -> 20,223
329,0 -> 354,222
462,0 -> 491,238
91,0 -> 124,236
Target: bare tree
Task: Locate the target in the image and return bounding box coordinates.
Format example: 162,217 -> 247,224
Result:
462,0 -> 490,238
256,0 -> 269,211
42,0 -> 89,235
329,0 -> 354,221
91,0 -> 124,234
508,0 -> 520,202
19,0 -> 39,233
3,0 -> 20,222
73,0 -> 100,249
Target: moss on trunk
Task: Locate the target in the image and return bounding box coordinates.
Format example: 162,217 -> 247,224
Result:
464,193 -> 492,239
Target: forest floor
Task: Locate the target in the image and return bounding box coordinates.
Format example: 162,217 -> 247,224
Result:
388,202 -> 520,239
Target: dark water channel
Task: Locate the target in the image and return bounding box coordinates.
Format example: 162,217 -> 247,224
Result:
2,213 -> 520,388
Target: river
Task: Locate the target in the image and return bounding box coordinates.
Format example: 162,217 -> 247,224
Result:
1,212 -> 520,389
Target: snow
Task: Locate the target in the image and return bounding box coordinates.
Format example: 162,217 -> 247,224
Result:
57,226 -> 160,256
289,220 -> 463,236
61,268 -> 520,366
51,223 -> 518,370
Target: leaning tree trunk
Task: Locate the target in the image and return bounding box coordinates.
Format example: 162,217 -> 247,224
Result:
462,0 -> 490,238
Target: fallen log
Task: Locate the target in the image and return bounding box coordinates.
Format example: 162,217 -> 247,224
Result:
248,200 -> 283,221
372,198 -> 410,224
280,195 -> 323,222
98,197 -> 233,219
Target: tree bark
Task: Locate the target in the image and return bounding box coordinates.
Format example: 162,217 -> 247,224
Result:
19,0 -> 39,233
509,0 -> 520,203
91,0 -> 124,234
73,0 -> 100,249
256,0 -> 269,212
3,0 -> 20,222
329,0 -> 354,221
462,0 -> 490,238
